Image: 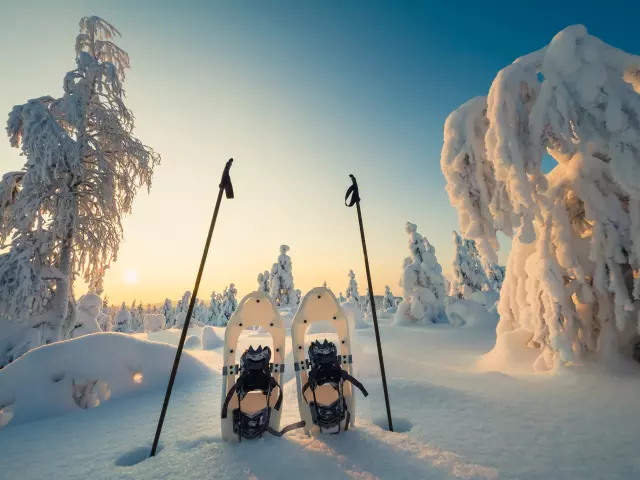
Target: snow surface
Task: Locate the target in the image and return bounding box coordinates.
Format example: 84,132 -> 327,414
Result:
0,333 -> 209,429
1,308 -> 640,479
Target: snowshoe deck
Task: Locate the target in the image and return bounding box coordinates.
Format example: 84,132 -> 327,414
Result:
292,287 -> 367,435
221,291 -> 290,442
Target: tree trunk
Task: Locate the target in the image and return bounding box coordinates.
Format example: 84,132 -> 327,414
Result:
49,231 -> 73,343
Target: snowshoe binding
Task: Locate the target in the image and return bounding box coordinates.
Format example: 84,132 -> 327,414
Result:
221,346 -> 304,440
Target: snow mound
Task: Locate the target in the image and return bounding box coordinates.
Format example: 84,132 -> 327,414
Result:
184,335 -> 201,350
143,314 -> 165,332
0,333 -> 209,428
341,301 -> 369,329
306,320 -> 336,334
468,290 -> 499,308
445,298 -> 498,329
71,293 -> 103,338
201,326 -> 223,350
477,328 -> 539,374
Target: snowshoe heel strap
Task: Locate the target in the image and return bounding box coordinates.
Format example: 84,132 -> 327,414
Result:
267,420 -> 306,437
221,382 -> 238,419
342,372 -> 369,397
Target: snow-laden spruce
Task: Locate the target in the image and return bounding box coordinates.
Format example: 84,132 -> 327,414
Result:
256,271 -> 270,294
219,284 -> 238,326
207,291 -> 223,326
161,298 -> 173,327
394,222 -> 448,325
449,231 -> 490,298
70,293 -> 102,338
345,270 -> 360,305
0,17 -> 159,364
268,245 -> 296,307
382,285 -> 397,313
441,25 -> 640,370
113,302 -> 131,333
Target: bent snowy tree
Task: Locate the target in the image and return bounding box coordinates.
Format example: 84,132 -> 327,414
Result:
441,25 -> 640,370
0,17 -> 160,367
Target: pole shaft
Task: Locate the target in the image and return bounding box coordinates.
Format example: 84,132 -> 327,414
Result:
355,201 -> 393,432
150,185 -> 225,457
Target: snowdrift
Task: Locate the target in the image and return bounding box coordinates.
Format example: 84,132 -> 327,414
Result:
445,298 -> 498,329
341,301 -> 369,329
0,333 -> 209,429
202,326 -> 223,349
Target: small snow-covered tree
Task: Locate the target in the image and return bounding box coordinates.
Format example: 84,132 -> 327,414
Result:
0,17 -> 159,362
345,270 -> 360,304
296,289 -> 302,305
449,232 -> 489,298
220,284 -> 238,325
361,289 -> 372,318
114,302 -> 131,333
102,296 -> 109,311
176,291 -> 192,316
161,298 -> 173,327
193,299 -> 207,325
207,291 -> 222,326
382,285 -> 396,312
269,245 -> 296,307
338,292 -> 346,303
71,293 -> 102,337
257,271 -> 270,294
394,222 -> 448,324
441,25 -> 640,369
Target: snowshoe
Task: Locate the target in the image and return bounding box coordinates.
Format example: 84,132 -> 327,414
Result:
221,291 -> 304,441
292,287 -> 368,435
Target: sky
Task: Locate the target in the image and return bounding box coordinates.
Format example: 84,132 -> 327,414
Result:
0,0 -> 639,305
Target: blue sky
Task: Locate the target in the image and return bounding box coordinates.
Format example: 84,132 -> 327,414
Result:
0,1 -> 638,302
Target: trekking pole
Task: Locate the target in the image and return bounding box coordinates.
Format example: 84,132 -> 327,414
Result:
345,174 -> 393,432
150,158 -> 235,457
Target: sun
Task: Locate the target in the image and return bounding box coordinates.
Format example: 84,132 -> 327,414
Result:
124,270 -> 138,284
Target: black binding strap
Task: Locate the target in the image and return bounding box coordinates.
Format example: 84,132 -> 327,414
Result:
221,383 -> 238,419
267,421 -> 307,437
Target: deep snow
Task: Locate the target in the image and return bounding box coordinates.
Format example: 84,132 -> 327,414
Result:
1,319 -> 639,479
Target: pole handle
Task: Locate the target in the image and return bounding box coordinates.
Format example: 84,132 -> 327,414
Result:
220,158 -> 234,199
345,174 -> 360,207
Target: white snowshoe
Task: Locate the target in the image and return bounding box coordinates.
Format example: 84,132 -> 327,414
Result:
221,291 -> 304,442
292,287 -> 368,435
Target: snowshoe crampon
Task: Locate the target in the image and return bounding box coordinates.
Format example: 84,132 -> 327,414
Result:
221,291 -> 304,441
292,287 -> 368,435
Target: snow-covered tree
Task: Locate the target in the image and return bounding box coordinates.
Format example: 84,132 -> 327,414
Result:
394,222 -> 448,325
193,299 -> 207,325
361,289 -> 372,318
102,296 -> 109,311
441,25 -> 640,369
268,245 -> 296,307
161,298 -> 173,327
449,232 -> 490,298
0,17 -> 159,361
345,270 -> 360,304
114,302 -> 131,333
485,262 -> 506,292
257,271 -> 270,294
220,284 -> 238,326
338,292 -> 346,303
71,293 -> 102,337
382,285 -> 396,312
207,291 -> 222,326
175,291 -> 192,318
295,289 -> 302,306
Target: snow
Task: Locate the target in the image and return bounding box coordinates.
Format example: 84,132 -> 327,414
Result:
0,333 -> 209,429
341,301 -> 369,330
2,316 -> 640,479
184,335 -> 202,350
143,314 -> 166,332
201,326 -> 223,350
